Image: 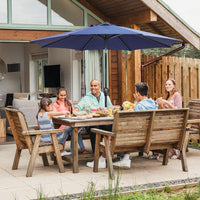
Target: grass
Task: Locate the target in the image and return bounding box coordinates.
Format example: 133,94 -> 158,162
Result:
78,184 -> 200,200
188,141 -> 200,148
36,185 -> 47,200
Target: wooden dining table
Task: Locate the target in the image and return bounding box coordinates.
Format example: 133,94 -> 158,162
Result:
52,116 -> 113,173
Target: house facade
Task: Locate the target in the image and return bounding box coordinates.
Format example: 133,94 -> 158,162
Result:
0,0 -> 105,105
0,0 -> 200,106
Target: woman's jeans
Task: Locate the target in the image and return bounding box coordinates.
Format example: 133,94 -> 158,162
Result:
65,126 -> 85,154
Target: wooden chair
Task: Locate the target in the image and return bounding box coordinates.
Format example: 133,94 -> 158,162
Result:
5,108 -> 65,177
91,109 -> 189,179
187,99 -> 200,143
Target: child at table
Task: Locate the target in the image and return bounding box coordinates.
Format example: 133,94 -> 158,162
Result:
53,88 -> 88,154
36,97 -> 70,156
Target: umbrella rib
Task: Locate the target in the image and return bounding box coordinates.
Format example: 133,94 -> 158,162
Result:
97,34 -> 132,51
42,36 -> 71,48
82,36 -> 96,50
138,35 -> 172,47
117,36 -> 131,51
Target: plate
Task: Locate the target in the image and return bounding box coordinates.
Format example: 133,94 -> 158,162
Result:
73,110 -> 87,116
56,115 -> 65,118
67,115 -> 93,120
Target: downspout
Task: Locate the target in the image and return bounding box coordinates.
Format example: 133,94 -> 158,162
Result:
141,43 -> 185,82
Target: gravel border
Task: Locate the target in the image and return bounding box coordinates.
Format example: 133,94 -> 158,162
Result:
188,144 -> 200,150
47,177 -> 200,200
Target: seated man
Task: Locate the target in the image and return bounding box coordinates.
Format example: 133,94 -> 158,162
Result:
74,79 -> 112,168
113,82 -> 158,169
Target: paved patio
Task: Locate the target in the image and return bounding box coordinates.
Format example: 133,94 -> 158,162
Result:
0,140 -> 200,200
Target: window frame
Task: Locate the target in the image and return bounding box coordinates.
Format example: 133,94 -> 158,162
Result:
0,0 -> 103,31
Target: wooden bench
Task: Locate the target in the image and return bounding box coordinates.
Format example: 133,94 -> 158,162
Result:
91,108 -> 189,179
187,99 -> 200,143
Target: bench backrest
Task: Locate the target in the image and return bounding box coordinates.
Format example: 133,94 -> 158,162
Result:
112,110 -> 153,152
112,108 -> 189,153
188,99 -> 200,120
151,109 -> 189,151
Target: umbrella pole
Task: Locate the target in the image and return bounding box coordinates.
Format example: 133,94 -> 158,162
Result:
104,47 -> 109,108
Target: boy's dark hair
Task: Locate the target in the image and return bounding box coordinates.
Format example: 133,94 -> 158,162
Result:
135,82 -> 149,96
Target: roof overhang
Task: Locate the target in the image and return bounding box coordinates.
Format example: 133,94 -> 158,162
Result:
77,0 -> 200,49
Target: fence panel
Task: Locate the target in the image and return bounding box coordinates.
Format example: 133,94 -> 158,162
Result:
141,55 -> 200,107
115,54 -> 200,107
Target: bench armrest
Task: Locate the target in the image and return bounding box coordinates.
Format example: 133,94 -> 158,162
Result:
23,128 -> 65,136
187,119 -> 200,129
91,128 -> 115,137
187,119 -> 200,124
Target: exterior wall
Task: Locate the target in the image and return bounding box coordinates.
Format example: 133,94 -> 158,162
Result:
0,43 -> 25,106
48,48 -> 73,99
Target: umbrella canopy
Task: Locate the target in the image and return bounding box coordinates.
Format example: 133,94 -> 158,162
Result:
31,22 -> 182,106
31,22 -> 182,50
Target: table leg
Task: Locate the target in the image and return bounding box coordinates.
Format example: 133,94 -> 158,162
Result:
72,127 -> 79,173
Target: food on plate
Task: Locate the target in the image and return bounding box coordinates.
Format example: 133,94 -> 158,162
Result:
110,105 -> 121,115
108,108 -> 112,116
96,108 -> 109,117
92,113 -> 101,118
122,101 -> 136,110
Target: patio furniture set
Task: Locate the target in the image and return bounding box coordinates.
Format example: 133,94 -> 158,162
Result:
4,104 -> 197,178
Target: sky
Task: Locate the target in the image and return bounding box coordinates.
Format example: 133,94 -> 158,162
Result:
162,0 -> 200,34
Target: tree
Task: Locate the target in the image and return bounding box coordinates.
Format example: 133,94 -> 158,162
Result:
141,44 -> 200,59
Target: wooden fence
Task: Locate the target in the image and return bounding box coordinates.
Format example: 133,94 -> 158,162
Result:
142,55 -> 200,107
112,53 -> 200,107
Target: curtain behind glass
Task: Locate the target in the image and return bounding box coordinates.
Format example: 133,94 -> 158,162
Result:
85,50 -> 102,93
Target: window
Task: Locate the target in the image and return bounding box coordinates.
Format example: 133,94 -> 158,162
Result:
51,0 -> 84,26
0,0 -> 7,23
32,54 -> 48,93
2,0 -> 102,29
36,59 -> 48,92
12,0 -> 47,24
85,50 -> 103,93
87,14 -> 101,26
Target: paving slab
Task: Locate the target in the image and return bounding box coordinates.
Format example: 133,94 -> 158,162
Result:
0,141 -> 200,200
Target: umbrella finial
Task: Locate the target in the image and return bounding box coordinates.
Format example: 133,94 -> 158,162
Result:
101,22 -> 110,26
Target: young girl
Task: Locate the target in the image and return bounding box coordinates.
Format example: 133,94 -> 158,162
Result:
53,88 -> 88,154
37,97 -> 70,156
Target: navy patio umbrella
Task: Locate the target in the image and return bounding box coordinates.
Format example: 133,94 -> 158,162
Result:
31,22 -> 182,107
